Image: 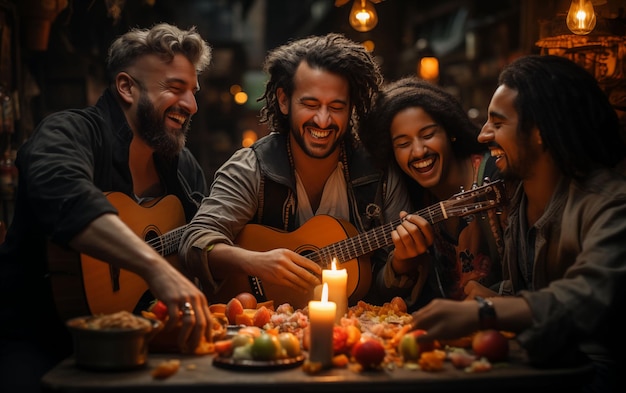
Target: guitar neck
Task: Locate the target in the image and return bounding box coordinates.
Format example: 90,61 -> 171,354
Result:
307,203 -> 448,268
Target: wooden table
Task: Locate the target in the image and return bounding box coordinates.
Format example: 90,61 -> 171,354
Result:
41,346 -> 594,393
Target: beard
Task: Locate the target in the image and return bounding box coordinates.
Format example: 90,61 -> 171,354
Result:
287,113 -> 343,159
136,92 -> 189,160
501,133 -> 541,182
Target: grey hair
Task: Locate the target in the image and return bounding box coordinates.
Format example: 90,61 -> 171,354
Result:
106,23 -> 212,82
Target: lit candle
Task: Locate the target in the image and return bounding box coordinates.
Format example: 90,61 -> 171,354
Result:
322,258 -> 347,324
307,283 -> 336,368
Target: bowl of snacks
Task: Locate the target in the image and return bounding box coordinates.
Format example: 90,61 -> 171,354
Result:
66,310 -> 162,371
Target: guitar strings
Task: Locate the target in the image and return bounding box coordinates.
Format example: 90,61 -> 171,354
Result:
309,181 -> 502,266
144,226 -> 187,255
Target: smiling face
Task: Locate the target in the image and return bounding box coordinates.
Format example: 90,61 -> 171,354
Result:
391,106 -> 456,190
125,53 -> 199,158
278,62 -> 350,159
479,84 -> 540,181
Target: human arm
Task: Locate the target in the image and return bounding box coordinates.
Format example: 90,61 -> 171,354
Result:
411,296 -> 533,342
179,148 -> 322,298
69,213 -> 212,353
17,109 -> 212,353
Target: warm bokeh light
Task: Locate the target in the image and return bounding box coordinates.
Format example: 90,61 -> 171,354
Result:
241,130 -> 258,147
234,91 -> 248,105
229,84 -> 242,95
362,40 -> 375,52
419,56 -> 439,81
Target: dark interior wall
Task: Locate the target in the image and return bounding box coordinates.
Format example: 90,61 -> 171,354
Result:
7,0 -> 547,182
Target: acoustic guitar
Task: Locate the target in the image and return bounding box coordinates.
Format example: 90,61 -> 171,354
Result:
213,179 -> 507,309
47,192 -> 186,320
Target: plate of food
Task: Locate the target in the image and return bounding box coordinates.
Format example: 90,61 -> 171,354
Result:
212,354 -> 306,371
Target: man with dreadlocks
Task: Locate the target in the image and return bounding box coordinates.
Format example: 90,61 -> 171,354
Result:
180,33 -> 425,309
408,55 -> 626,392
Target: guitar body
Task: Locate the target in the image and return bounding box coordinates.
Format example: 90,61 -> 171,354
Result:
211,180 -> 507,310
213,215 -> 372,310
48,192 -> 185,320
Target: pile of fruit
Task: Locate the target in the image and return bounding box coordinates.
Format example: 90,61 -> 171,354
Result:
145,292 -> 514,374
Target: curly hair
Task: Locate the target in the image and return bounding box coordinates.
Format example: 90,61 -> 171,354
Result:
106,23 -> 212,82
499,55 -> 625,178
258,33 -> 383,137
360,76 -> 483,169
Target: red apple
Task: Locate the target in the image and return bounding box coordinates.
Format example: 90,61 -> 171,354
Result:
472,329 -> 509,362
398,329 -> 434,361
351,337 -> 386,369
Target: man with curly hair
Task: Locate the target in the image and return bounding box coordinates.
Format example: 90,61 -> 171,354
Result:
180,33 -> 425,310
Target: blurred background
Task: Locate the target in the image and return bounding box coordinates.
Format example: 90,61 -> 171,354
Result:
1,0 -> 625,226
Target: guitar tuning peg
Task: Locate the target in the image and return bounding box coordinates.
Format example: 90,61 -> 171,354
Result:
483,176 -> 491,184
459,185 -> 465,193
471,181 -> 479,189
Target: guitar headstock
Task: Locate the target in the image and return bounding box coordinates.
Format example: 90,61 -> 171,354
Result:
444,179 -> 507,219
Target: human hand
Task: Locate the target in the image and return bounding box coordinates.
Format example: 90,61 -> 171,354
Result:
410,298 -> 479,342
463,280 -> 498,300
144,262 -> 213,354
389,211 -> 434,274
245,248 -> 322,294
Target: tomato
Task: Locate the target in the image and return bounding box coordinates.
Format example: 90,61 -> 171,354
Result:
250,333 -> 282,361
471,329 -> 509,362
332,326 -> 349,354
351,337 -> 386,369
214,339 -> 234,356
149,300 -> 168,321
277,332 -> 301,357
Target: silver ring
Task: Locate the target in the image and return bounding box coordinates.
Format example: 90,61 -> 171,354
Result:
182,302 -> 195,317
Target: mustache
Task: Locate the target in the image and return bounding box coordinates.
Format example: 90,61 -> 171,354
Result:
303,121 -> 339,132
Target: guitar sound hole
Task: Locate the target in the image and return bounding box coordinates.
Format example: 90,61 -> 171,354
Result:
144,228 -> 161,250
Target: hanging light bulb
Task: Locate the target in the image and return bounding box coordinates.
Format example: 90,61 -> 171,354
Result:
349,0 -> 378,32
566,0 -> 596,35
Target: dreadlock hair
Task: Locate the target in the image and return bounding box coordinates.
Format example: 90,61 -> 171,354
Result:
258,33 -> 383,141
360,76 -> 483,169
499,55 -> 625,179
106,23 -> 212,83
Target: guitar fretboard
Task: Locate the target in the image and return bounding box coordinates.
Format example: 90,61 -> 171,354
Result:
306,180 -> 504,268
306,203 -> 448,268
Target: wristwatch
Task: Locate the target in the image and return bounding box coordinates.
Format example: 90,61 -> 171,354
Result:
475,296 -> 497,330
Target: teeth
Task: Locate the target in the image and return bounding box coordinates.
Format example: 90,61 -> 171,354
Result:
490,148 -> 505,158
310,129 -> 331,138
411,157 -> 434,169
168,113 -> 186,125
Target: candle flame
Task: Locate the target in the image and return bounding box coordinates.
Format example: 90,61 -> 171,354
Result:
331,258 -> 338,270
321,282 -> 328,302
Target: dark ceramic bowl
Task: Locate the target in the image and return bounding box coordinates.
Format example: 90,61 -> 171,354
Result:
66,314 -> 162,371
